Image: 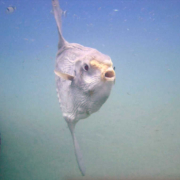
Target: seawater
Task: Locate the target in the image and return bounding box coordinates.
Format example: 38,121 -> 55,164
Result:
0,0 -> 180,179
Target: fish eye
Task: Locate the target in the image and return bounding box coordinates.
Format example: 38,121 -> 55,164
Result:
83,64 -> 89,71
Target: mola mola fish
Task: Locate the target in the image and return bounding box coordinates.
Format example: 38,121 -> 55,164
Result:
52,0 -> 115,176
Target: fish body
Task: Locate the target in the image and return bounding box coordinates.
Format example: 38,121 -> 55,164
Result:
6,6 -> 16,13
55,43 -> 114,122
52,0 -> 115,176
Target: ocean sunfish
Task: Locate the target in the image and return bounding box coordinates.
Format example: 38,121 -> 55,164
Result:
52,0 -> 115,176
6,6 -> 16,14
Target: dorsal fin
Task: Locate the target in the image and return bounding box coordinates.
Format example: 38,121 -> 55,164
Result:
52,0 -> 66,49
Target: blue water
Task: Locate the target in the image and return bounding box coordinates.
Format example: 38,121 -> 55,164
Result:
0,0 -> 180,179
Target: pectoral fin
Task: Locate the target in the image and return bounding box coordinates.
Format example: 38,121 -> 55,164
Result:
54,70 -> 74,81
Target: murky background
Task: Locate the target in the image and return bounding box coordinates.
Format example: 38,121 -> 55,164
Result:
0,0 -> 180,179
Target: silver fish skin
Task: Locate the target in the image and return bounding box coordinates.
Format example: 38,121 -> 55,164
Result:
6,6 -> 16,13
52,0 -> 115,176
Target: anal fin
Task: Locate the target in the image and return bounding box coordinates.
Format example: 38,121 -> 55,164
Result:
68,122 -> 86,176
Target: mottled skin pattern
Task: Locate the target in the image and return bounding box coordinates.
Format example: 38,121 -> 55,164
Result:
52,0 -> 115,176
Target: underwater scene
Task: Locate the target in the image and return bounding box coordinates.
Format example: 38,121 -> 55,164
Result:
0,0 -> 180,179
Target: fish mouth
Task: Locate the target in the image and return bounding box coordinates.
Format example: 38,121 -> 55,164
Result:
104,69 -> 115,81
89,60 -> 115,82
